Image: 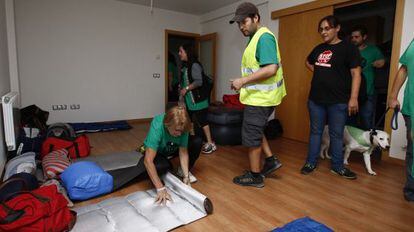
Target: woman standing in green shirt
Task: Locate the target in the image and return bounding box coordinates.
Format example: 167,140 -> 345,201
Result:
143,106 -> 202,205
178,43 -> 217,154
389,38 -> 414,202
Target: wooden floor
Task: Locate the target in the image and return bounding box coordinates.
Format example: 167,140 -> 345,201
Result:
75,122 -> 414,232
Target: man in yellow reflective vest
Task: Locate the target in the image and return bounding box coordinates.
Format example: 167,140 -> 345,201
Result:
230,2 -> 287,188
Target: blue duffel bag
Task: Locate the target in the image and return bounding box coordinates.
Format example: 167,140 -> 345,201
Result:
61,161 -> 113,200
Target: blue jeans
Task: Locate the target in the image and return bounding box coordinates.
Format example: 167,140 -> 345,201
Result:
360,95 -> 376,130
306,100 -> 348,171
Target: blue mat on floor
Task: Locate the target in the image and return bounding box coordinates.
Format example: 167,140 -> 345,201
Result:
272,217 -> 333,232
69,121 -> 132,134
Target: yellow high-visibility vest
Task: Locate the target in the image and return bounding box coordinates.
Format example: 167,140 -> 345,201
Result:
240,27 -> 286,106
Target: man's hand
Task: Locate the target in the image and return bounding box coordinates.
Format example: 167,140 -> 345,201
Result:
155,188 -> 172,205
348,98 -> 359,116
388,97 -> 400,109
230,78 -> 245,91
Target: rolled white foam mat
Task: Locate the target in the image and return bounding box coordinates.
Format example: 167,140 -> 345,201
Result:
71,172 -> 213,232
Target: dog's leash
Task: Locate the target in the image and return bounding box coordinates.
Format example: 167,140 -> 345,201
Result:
369,106 -> 400,144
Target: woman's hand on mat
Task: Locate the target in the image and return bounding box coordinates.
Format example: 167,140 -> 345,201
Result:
183,176 -> 191,186
155,188 -> 172,205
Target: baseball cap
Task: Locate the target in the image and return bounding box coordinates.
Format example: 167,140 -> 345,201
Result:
229,2 -> 259,24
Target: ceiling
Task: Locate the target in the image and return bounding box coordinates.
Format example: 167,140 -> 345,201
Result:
117,0 -> 241,15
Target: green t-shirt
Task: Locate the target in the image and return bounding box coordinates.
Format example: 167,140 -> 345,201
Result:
248,32 -> 279,66
168,61 -> 179,86
400,39 -> 414,116
181,67 -> 209,111
143,113 -> 189,156
360,44 -> 384,95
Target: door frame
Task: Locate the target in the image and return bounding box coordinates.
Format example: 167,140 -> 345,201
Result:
165,30 -> 218,106
197,33 -> 217,102
272,0 -> 405,161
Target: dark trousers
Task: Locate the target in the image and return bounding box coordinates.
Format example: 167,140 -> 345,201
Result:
156,135 -> 203,172
403,115 -> 414,201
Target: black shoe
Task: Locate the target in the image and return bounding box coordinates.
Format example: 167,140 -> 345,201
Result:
233,171 -> 264,188
261,156 -> 283,177
301,163 -> 316,175
331,168 -> 357,180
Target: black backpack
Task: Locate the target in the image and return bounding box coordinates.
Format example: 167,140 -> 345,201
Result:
188,62 -> 214,103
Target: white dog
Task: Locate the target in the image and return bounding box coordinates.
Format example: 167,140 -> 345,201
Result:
320,126 -> 390,175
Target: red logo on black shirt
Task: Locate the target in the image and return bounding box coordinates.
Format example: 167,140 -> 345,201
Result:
316,50 -> 332,67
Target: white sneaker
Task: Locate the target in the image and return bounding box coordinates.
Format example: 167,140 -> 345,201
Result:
202,143 -> 217,154
177,167 -> 197,183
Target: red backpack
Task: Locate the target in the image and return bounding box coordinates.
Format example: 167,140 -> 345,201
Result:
41,135 -> 90,159
0,185 -> 76,232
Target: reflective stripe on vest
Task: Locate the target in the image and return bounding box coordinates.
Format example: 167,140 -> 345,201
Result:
245,79 -> 284,91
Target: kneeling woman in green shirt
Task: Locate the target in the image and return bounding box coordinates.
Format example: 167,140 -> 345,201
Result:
143,106 -> 202,205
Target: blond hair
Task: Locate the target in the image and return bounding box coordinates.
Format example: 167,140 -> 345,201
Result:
164,106 -> 192,133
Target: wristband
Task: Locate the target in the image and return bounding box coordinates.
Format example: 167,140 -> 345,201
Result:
156,187 -> 166,192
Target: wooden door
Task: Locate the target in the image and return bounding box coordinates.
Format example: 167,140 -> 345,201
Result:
197,33 -> 217,102
277,6 -> 333,143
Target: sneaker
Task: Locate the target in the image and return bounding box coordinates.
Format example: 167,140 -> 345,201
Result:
233,171 -> 264,188
176,167 -> 197,183
202,143 -> 217,154
331,167 -> 357,180
261,156 -> 283,177
300,163 -> 317,175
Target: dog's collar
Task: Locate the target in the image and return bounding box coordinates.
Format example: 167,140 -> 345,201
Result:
369,129 -> 377,145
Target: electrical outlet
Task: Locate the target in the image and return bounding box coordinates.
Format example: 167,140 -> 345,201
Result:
153,73 -> 160,78
52,104 -> 68,110
70,104 -> 80,110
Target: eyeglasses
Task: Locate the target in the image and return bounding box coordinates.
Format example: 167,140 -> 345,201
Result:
318,26 -> 333,33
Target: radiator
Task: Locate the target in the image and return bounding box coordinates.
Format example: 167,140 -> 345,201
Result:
1,92 -> 20,151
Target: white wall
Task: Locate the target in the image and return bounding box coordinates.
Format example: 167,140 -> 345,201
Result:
14,0 -> 200,123
389,0 -> 414,160
0,0 -> 11,174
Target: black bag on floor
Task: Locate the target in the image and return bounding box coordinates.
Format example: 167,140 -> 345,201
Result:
16,127 -> 45,155
20,105 -> 49,132
0,173 -> 39,202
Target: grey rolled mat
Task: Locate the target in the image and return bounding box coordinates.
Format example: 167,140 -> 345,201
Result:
74,151 -> 142,171
71,172 -> 213,232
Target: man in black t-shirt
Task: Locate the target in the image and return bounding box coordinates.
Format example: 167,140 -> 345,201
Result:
301,15 -> 362,180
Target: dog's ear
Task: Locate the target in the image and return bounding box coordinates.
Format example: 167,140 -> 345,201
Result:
369,129 -> 378,145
